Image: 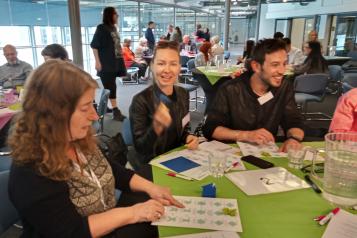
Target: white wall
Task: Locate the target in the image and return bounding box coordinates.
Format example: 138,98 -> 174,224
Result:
265,0 -> 357,19
258,4 -> 275,39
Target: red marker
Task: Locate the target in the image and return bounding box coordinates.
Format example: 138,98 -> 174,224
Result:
167,172 -> 193,181
318,208 -> 340,225
225,162 -> 240,173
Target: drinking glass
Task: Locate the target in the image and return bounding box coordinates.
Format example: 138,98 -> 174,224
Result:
208,151 -> 226,178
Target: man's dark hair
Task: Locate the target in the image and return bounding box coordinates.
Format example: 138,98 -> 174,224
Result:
41,44 -> 69,60
282,37 -> 291,45
148,21 -> 154,26
102,7 -> 116,26
251,38 -> 286,65
273,32 -> 284,39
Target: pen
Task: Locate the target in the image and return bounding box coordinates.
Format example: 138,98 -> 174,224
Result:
319,208 -> 340,225
304,175 -> 322,194
225,162 -> 239,173
167,172 -> 193,181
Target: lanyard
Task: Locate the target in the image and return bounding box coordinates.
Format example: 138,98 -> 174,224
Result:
72,150 -> 108,210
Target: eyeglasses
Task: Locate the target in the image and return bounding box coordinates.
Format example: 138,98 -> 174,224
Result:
300,163 -> 324,174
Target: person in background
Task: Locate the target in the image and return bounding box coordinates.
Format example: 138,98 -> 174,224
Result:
172,26 -> 183,43
0,44 -> 33,88
90,6 -> 127,121
8,60 -> 183,238
134,37 -> 150,64
122,39 -> 147,78
41,43 -> 69,61
329,88 -> 357,132
203,39 -> 304,152
145,21 -> 156,50
129,41 -> 199,165
180,35 -> 197,53
166,24 -> 174,41
159,35 -> 167,42
282,38 -> 305,66
237,40 -> 255,64
194,41 -> 212,67
308,30 -> 318,42
273,32 -> 284,39
294,41 -> 328,75
210,35 -> 224,59
195,24 -> 205,42
204,28 -> 210,42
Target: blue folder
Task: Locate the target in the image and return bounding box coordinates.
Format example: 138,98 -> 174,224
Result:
161,156 -> 200,173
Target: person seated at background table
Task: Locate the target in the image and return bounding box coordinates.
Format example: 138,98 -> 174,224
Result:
122,38 -> 147,78
329,88 -> 357,132
210,35 -> 224,59
202,38 -> 304,152
41,43 -> 69,61
237,40 -> 255,65
273,31 -> 284,39
8,60 -> 183,237
282,38 -> 304,66
134,37 -> 151,64
180,35 -> 197,53
129,41 -> 199,164
195,41 -> 212,67
294,41 -> 328,75
308,30 -> 318,42
0,44 -> 33,89
172,26 -> 183,43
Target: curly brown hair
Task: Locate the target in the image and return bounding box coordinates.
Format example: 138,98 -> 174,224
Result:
8,60 -> 98,181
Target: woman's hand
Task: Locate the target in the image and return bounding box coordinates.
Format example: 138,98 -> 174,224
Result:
185,134 -> 199,150
131,199 -> 165,223
147,184 -> 184,208
95,61 -> 102,72
153,102 -> 172,135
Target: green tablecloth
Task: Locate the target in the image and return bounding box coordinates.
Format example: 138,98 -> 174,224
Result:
196,66 -> 239,85
152,142 -> 338,238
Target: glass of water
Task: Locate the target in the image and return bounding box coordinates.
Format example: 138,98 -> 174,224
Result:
208,151 -> 226,178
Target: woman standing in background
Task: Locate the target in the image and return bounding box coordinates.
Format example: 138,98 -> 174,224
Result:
91,6 -> 126,121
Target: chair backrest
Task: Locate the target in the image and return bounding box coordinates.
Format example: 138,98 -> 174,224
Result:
187,59 -> 196,71
342,73 -> 357,93
97,89 -> 110,118
294,74 -> 329,95
0,170 -> 18,234
122,118 -> 133,146
347,51 -> 357,61
328,65 -> 343,82
180,56 -> 190,67
0,156 -> 12,172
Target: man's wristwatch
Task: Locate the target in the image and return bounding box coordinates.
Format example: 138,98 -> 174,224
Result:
287,135 -> 303,142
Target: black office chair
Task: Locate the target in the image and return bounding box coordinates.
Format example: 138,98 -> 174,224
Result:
328,65 -> 343,95
294,73 -> 331,120
342,73 -> 357,93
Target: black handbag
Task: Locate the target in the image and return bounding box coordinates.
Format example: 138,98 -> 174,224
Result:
97,133 -> 128,166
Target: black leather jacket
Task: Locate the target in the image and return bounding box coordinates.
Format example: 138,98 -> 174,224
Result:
203,71 -> 304,140
129,84 -> 191,163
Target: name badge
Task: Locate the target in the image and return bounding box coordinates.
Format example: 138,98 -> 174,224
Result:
182,113 -> 190,128
257,91 -> 274,105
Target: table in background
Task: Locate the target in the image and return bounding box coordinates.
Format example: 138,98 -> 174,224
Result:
324,56 -> 351,66
153,142 -> 337,238
196,65 -> 241,85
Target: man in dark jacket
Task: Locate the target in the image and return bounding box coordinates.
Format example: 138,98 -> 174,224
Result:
203,38 -> 304,152
145,21 -> 156,50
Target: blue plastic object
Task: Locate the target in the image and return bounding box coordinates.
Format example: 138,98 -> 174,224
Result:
202,183 -> 216,198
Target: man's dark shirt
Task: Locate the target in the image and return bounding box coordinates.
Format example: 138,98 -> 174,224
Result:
202,72 -> 304,140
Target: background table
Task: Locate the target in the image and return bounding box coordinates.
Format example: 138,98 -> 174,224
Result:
152,142 -> 338,238
196,66 -> 241,85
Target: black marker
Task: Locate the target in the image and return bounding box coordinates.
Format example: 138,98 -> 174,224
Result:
304,175 -> 322,194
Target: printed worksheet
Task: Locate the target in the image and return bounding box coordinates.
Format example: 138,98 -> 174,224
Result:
165,231 -> 240,238
225,167 -> 310,195
322,209 -> 357,238
152,196 -> 243,232
237,142 -> 286,157
199,140 -> 242,156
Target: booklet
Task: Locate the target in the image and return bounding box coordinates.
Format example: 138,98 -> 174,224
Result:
165,231 -> 240,238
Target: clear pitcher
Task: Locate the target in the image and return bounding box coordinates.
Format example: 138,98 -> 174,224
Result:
312,133 -> 357,206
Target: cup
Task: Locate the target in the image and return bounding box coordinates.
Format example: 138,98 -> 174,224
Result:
287,144 -> 317,169
208,151 -> 226,178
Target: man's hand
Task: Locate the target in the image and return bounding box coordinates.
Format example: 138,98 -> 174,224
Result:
153,103 -> 172,135
239,128 -> 275,145
279,138 -> 301,152
95,61 -> 102,72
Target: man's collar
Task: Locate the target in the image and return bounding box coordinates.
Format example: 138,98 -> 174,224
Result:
6,59 -> 20,66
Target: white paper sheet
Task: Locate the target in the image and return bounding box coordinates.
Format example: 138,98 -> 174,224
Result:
150,148 -> 246,180
165,231 -> 240,238
322,209 -> 357,238
237,142 -> 286,157
199,141 -> 242,156
225,167 -> 310,195
152,196 -> 243,232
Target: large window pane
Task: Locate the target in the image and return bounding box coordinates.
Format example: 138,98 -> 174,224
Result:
176,9 -> 196,37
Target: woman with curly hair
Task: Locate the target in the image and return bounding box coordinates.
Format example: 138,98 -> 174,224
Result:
194,41 -> 212,67
8,60 -> 182,237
